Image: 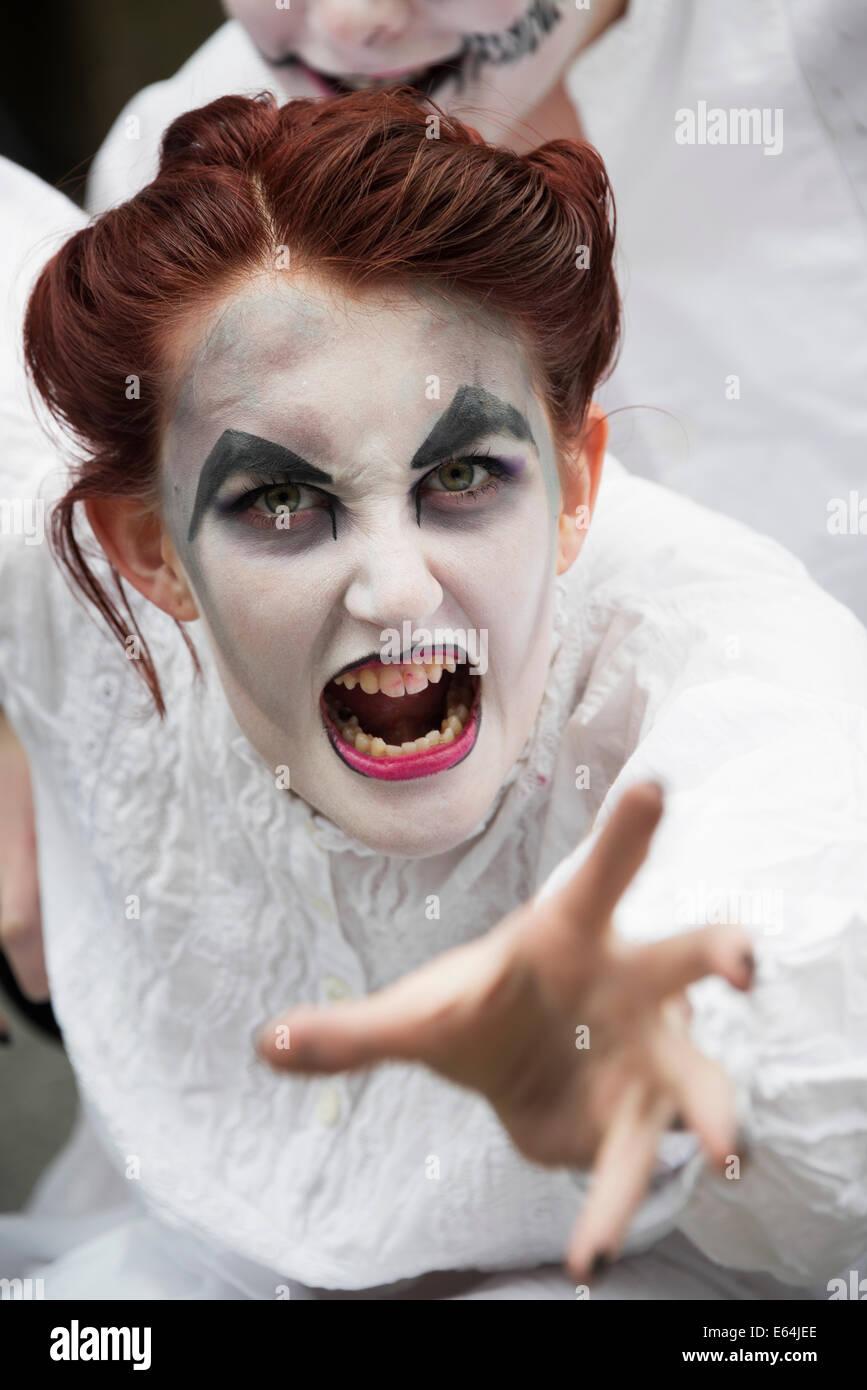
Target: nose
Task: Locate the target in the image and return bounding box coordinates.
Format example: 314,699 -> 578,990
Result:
313,0 -> 410,49
343,520 -> 443,633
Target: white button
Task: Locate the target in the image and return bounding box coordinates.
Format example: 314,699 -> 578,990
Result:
310,893 -> 337,922
323,975 -> 352,1002
316,1087 -> 340,1126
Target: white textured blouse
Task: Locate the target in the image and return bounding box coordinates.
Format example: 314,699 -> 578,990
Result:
1,158 -> 866,1294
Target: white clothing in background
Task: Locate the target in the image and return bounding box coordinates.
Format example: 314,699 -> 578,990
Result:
2,1108 -> 829,1301
85,20 -> 314,212
566,0 -> 867,619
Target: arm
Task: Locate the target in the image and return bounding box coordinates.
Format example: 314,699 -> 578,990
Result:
256,781 -> 753,1281
0,161 -> 88,1028
0,708 -> 47,1027
558,682 -> 867,1286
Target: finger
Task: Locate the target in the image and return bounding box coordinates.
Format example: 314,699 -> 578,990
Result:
565,1080 -> 671,1282
651,1026 -> 739,1173
255,938 -> 486,1074
0,862 -> 48,1001
255,1000 -> 403,1074
553,782 -> 665,930
616,924 -> 756,1009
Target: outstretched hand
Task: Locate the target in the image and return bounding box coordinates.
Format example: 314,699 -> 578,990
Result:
256,783 -> 754,1281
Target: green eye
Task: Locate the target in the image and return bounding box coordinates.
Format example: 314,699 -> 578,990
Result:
261,482 -> 300,514
436,460 -> 483,491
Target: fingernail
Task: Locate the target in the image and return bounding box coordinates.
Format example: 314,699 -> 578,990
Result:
721,1126 -> 752,1177
733,1125 -> 752,1169
588,1250 -> 611,1282
740,951 -> 756,985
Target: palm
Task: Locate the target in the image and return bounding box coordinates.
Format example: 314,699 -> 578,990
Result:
257,783 -> 754,1279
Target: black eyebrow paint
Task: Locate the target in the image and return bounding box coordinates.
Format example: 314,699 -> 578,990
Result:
411,384 -> 536,474
187,429 -> 333,542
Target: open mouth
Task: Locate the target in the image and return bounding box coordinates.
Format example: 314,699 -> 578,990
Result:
286,53 -> 465,101
321,654 -> 481,782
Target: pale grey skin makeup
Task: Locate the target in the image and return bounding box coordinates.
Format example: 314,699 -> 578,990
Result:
160,272 -> 567,858
223,0 -> 600,148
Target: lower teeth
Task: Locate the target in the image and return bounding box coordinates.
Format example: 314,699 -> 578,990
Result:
327,678 -> 474,757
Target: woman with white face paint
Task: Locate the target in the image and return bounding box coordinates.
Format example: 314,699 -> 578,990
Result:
7,0 -> 866,1148
3,0 -> 615,1027
0,92 -> 866,1301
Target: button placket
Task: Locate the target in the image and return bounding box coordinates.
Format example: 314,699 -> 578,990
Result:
295,812 -> 368,1131
303,819 -> 366,1001
322,974 -> 352,1004
315,1085 -> 341,1127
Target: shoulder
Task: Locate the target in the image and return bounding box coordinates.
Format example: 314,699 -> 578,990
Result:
565,452 -> 809,629
0,158 -> 85,547
0,163 -> 94,713
0,159 -> 85,503
85,20 -> 276,212
560,454 -> 867,714
0,157 -> 85,378
0,156 -> 83,251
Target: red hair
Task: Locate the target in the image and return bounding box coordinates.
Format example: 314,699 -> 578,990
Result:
24,88 -> 619,714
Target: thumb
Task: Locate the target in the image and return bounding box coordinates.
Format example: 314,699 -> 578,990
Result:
255,964 -> 454,1074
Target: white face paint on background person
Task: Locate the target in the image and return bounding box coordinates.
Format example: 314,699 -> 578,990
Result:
115,271 -> 604,859
223,0 -> 623,146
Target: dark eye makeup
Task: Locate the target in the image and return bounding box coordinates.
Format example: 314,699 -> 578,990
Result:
213,450 -> 522,539
215,469 -> 338,538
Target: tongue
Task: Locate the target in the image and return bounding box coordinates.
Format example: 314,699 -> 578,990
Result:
327,677 -> 447,744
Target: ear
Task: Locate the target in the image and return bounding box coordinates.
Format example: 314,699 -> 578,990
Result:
84,497 -> 199,622
556,401 -> 607,576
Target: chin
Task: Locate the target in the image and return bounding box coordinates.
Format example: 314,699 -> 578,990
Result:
321,791 -> 495,858
316,774 -> 506,860
302,658 -> 511,856
231,651 -> 526,857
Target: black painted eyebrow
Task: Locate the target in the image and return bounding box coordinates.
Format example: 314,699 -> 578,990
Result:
410,384 -> 536,473
187,429 -> 333,541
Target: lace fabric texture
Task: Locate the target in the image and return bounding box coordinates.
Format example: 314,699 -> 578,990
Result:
3,433 -> 867,1287
2,159 -> 867,1291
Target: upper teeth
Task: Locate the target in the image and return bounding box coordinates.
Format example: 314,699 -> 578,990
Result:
325,671 -> 475,758
333,658 -> 457,698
